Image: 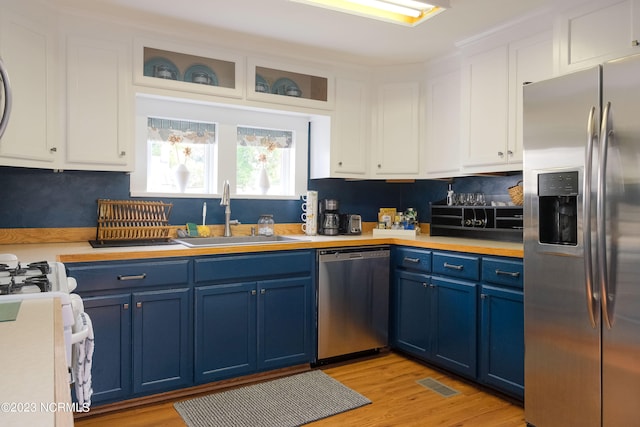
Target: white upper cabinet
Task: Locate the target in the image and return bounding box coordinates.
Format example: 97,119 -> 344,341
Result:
424,63 -> 461,178
461,44 -> 510,170
461,29 -> 554,172
0,4 -> 58,168
557,0 -> 640,73
373,81 -> 421,178
310,77 -> 369,179
65,35 -> 133,171
508,32 -> 554,165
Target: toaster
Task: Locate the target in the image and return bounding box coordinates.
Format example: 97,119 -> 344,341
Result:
339,214 -> 362,235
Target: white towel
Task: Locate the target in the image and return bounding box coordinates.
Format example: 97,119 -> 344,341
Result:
72,312 -> 94,407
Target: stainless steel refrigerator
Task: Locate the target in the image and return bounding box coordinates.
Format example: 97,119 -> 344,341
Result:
523,53 -> 640,427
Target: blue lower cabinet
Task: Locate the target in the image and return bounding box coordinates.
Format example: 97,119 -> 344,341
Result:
194,282 -> 257,383
83,288 -> 192,405
194,276 -> 312,383
132,288 -> 192,395
258,277 -> 312,371
431,276 -> 478,379
393,270 -> 431,359
392,268 -> 478,379
82,294 -> 132,404
479,284 -> 524,399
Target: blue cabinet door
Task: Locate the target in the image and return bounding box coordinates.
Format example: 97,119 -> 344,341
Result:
82,294 -> 132,405
132,288 -> 192,394
431,276 -> 478,378
393,270 -> 431,359
258,277 -> 312,371
479,284 -> 524,399
194,282 -> 257,383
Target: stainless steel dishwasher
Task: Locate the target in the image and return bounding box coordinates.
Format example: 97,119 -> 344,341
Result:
317,246 -> 390,361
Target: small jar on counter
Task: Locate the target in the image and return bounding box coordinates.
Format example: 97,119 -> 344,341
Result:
257,214 -> 275,236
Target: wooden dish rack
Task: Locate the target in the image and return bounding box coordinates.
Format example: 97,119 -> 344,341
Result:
96,199 -> 173,242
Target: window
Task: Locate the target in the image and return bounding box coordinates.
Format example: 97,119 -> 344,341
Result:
131,94 -> 310,199
236,126 -> 293,195
147,118 -> 216,194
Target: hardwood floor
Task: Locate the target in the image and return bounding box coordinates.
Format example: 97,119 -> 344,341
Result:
75,352 -> 525,427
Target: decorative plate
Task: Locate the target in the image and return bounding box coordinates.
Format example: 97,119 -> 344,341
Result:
184,64 -> 218,86
272,78 -> 302,97
144,57 -> 180,80
255,74 -> 270,93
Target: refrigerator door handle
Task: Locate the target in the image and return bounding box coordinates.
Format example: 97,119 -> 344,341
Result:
0,57 -> 12,139
584,105 -> 598,329
598,101 -> 614,329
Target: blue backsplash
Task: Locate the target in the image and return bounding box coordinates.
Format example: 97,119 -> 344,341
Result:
0,166 -> 521,228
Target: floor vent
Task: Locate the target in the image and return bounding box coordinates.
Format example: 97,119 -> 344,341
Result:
416,377 -> 460,398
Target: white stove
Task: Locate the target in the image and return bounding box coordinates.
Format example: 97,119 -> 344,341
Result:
0,255 -> 83,381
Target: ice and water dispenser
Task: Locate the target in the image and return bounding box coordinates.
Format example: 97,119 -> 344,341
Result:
538,171 -> 578,246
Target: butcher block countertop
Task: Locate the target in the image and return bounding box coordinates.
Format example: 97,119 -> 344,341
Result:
0,233 -> 523,264
0,298 -> 73,427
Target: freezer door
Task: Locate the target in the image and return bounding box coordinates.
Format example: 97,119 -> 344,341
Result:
523,66 -> 601,427
601,54 -> 640,427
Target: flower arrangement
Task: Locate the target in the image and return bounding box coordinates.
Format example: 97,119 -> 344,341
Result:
168,134 -> 192,164
255,136 -> 277,166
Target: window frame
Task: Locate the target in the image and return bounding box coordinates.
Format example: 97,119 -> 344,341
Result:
131,94 -> 310,199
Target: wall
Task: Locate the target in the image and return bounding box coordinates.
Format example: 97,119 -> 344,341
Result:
0,166 -> 522,229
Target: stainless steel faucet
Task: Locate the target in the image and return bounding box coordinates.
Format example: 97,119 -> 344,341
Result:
220,179 -> 232,237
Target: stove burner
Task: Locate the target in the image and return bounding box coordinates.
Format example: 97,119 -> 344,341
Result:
0,260 -> 53,295
0,260 -> 51,276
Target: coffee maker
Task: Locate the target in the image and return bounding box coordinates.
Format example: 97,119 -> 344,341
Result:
318,199 -> 339,235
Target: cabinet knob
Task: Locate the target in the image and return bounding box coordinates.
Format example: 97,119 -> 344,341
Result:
119,151 -> 126,157
422,282 -> 428,288
377,164 -> 382,168
633,40 -> 639,47
338,161 -> 343,166
260,289 -> 266,295
136,302 -> 142,308
507,150 -> 513,156
480,294 -> 487,299
50,147 -> 57,153
498,151 -> 504,157
123,303 -> 129,310
251,290 -> 257,296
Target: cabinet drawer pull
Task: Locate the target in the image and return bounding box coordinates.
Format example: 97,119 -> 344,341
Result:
136,302 -> 142,308
403,257 -> 421,264
117,273 -> 147,281
251,290 -> 257,296
495,269 -> 520,278
123,303 -> 129,310
261,289 -> 266,295
443,262 -> 464,271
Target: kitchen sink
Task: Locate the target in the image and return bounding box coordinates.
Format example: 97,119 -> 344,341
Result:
172,235 -> 307,247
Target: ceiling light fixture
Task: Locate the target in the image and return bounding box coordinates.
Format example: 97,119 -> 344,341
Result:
291,0 -> 450,26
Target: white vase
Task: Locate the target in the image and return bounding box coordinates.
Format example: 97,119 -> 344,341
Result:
258,165 -> 270,195
174,163 -> 190,193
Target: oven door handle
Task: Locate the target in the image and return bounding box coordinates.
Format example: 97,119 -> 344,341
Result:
71,312 -> 92,344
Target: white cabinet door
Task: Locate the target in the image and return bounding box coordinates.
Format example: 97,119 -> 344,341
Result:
0,7 -> 58,168
424,69 -> 460,177
557,0 -> 640,73
66,36 -> 132,170
374,82 -> 420,177
309,78 -> 369,179
509,32 -> 554,165
461,45 -> 509,169
332,78 -> 368,176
